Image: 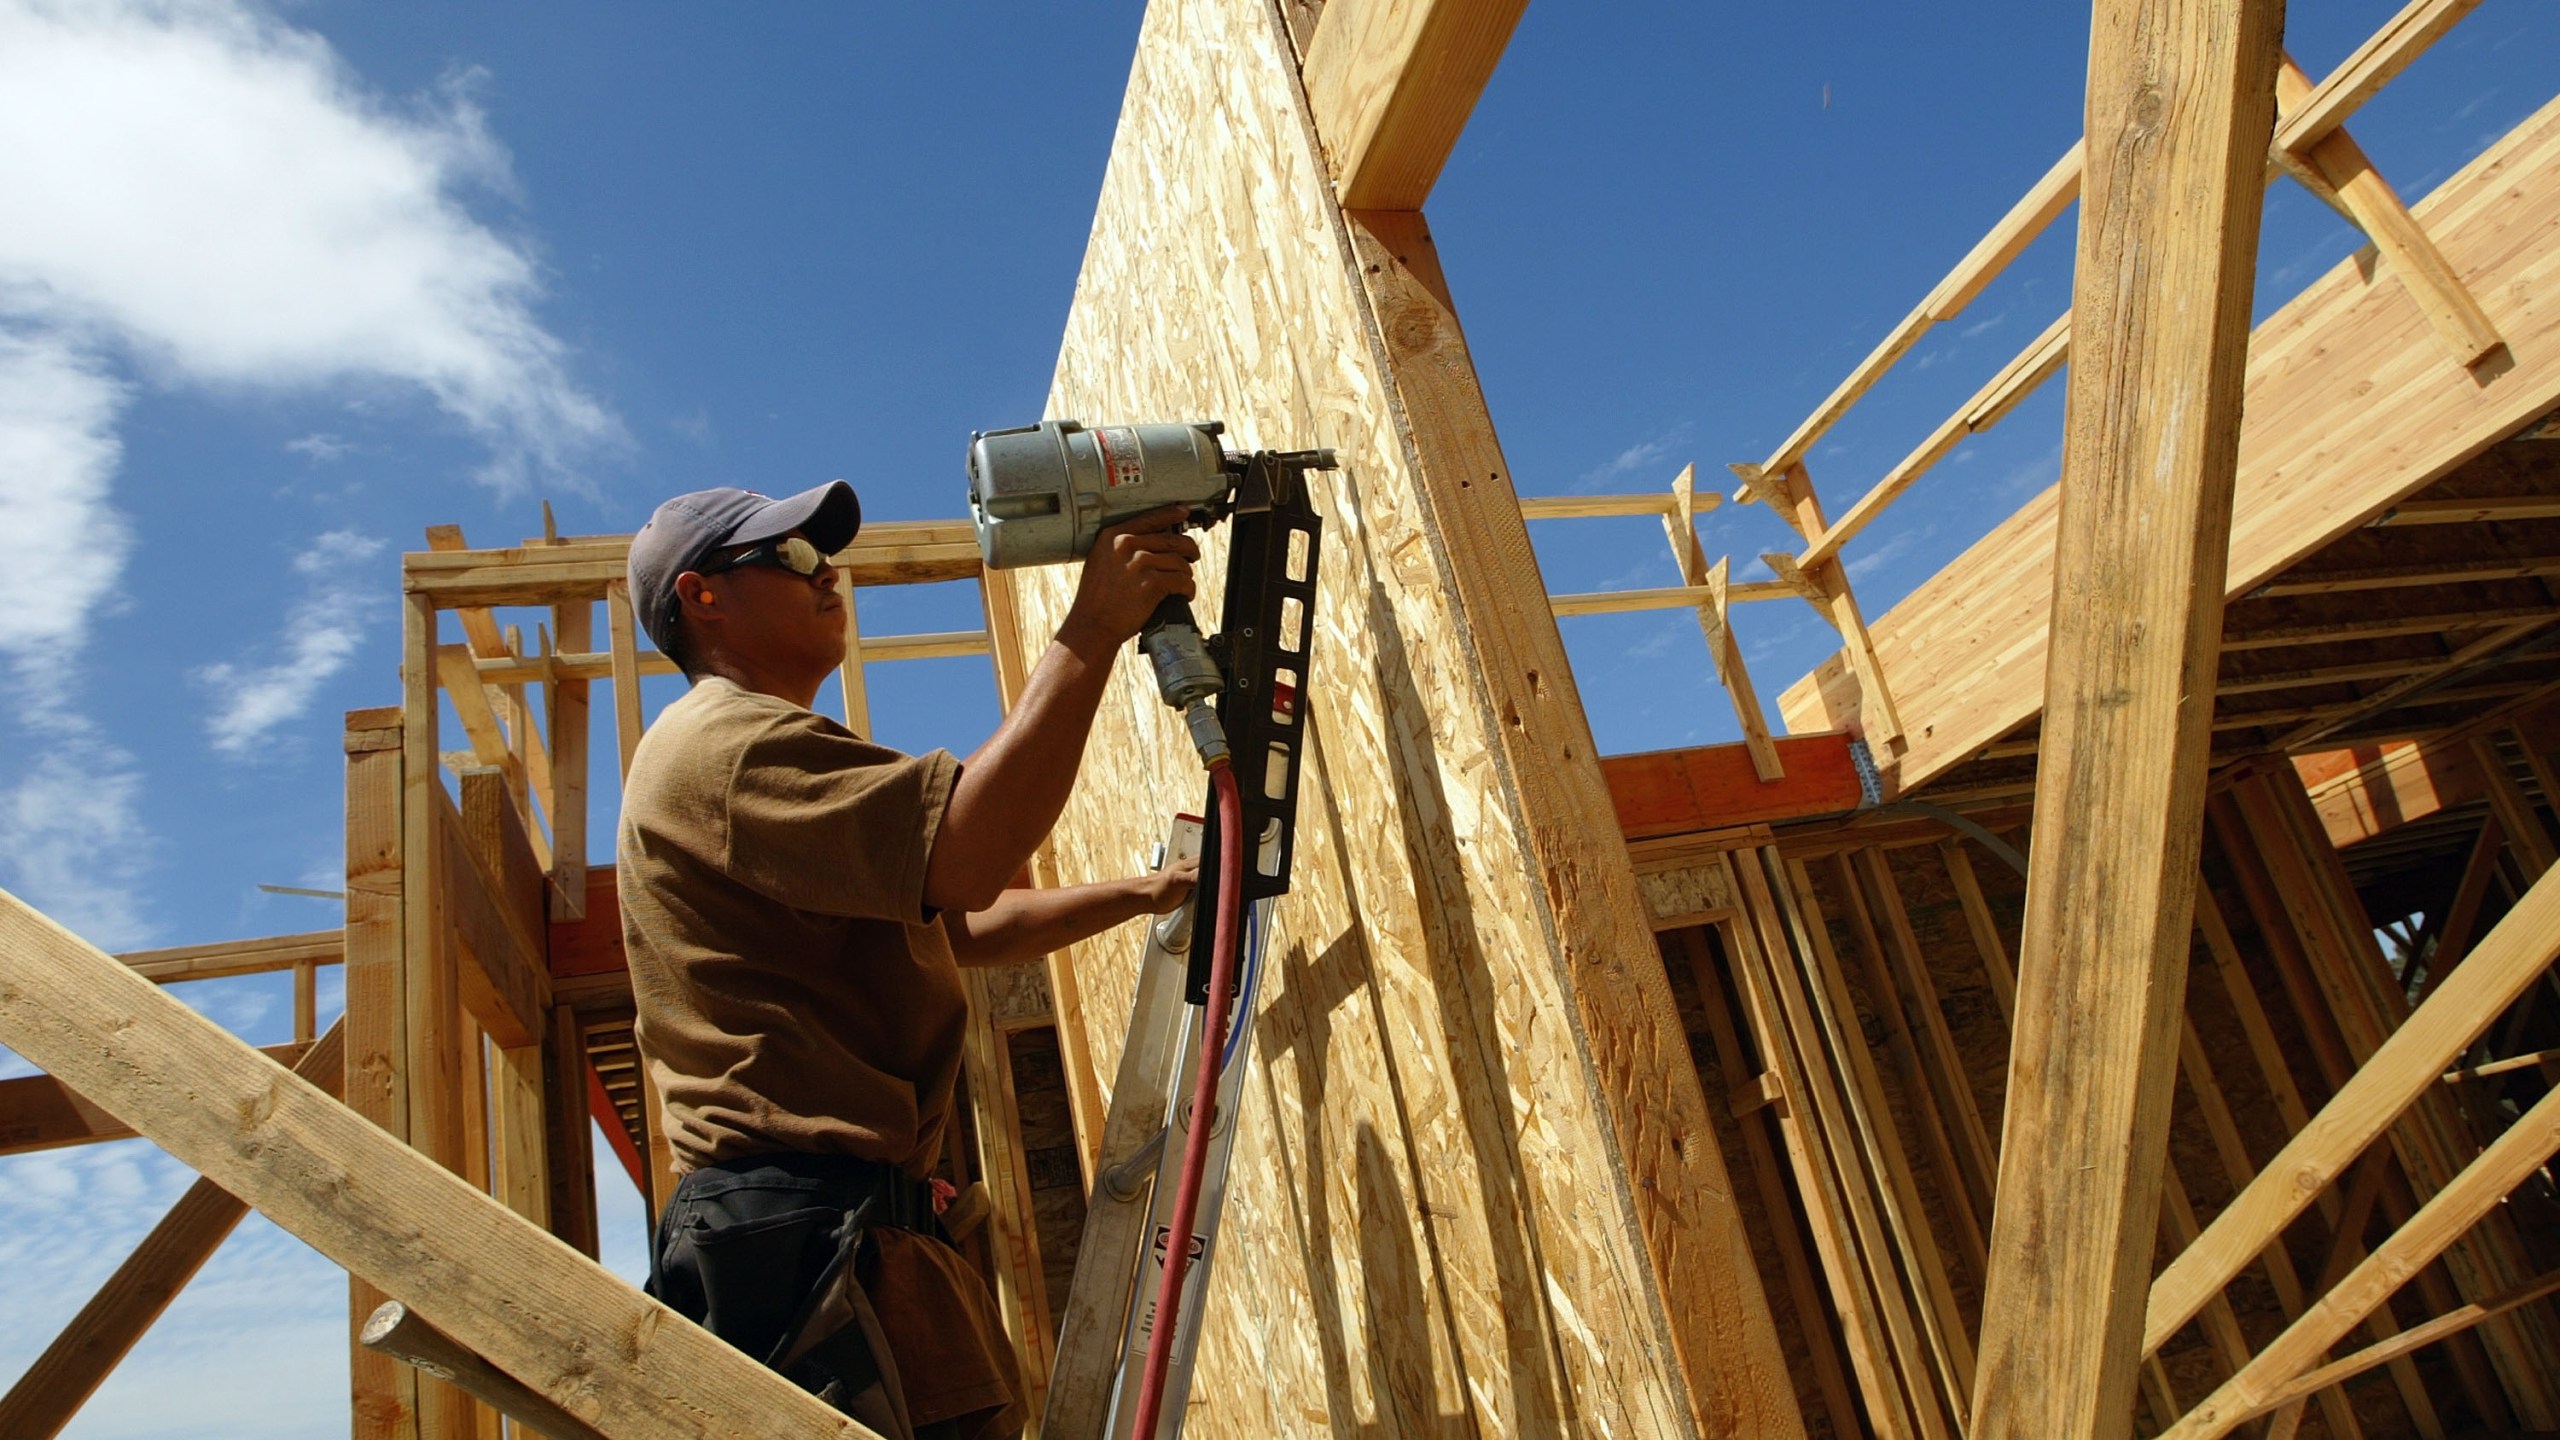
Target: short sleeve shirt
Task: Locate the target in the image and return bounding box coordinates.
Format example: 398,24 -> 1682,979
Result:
618,676 -> 966,1176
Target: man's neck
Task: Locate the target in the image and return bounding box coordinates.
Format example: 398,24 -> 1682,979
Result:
693,652 -> 825,710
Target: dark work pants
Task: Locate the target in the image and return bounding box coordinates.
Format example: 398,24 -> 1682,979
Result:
647,1153 -> 964,1440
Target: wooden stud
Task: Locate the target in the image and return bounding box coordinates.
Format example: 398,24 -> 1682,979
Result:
1298,0 -> 1532,210
548,597 -> 593,923
1668,926 -> 1862,1438
1936,841 -> 2017,1025
2173,1019 -> 2403,1439
2470,733 -> 2559,874
1968,1 -> 2281,1433
2228,769 -> 2560,1414
1826,853 -> 1989,1277
342,705 -> 416,1440
833,567 -> 871,737
2146,860 -> 2560,1347
0,1024 -> 346,1440
603,580 -> 644,782
1852,848 -> 1999,1226
2241,1268 -> 2560,1422
0,895 -> 885,1440
2160,1082 -> 2560,1440
956,971 -> 1054,1419
1718,857 -> 1926,1440
1782,855 -> 1978,1412
1349,205 -> 1802,1432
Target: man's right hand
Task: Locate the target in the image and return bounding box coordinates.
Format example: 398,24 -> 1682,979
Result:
1057,506 -> 1200,651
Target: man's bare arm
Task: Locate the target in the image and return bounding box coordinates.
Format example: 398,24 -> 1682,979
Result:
944,859 -> 1199,969
921,508 -> 1199,913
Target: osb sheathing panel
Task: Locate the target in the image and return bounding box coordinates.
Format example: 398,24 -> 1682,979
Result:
999,1 -> 1796,1435
1783,91 -> 2560,795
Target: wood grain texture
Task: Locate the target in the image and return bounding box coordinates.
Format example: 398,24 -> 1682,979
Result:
1782,90 -> 2560,794
997,1 -> 1798,1432
0,892 -> 880,1440
1299,0 -> 1529,209
1967,3 -> 2281,1437
344,703 -> 420,1440
0,1024 -> 341,1440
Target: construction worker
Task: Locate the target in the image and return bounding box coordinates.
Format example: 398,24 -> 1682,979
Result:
617,480 -> 1200,1439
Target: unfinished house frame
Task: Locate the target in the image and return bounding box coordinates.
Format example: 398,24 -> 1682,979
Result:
4,0 -> 2558,1436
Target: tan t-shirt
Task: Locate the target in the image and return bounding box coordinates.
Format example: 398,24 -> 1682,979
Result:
618,678 -> 1021,1432
618,675 -> 965,1176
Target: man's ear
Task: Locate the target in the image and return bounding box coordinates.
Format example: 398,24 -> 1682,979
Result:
674,571 -> 719,623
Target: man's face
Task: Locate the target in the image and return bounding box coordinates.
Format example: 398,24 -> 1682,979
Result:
686,532 -> 845,681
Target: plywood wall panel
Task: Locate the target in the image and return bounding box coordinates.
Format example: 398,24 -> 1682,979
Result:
997,0 -> 1796,1434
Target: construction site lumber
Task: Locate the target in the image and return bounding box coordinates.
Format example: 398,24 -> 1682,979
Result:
1967,4 -> 2281,1439
2159,1082 -> 2560,1440
0,887 -> 883,1440
0,1022 -> 343,1440
990,0 -> 1800,1432
1,1039 -> 311,1155
361,1302 -> 612,1440
1783,86 -> 2560,795
2269,0 -> 2483,157
1297,0 -> 1531,210
1603,734 -> 1866,835
2143,857 -> 2560,1348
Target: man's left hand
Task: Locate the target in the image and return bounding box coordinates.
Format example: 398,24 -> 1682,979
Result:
1140,854 -> 1200,914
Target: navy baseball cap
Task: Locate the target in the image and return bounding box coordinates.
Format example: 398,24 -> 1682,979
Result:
627,481 -> 861,655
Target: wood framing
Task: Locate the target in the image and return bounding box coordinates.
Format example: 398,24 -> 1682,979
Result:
1298,0 -> 1530,210
1783,88 -> 2560,793
0,891 -> 882,1440
988,2 -> 1799,1433
1968,4 -> 2281,1438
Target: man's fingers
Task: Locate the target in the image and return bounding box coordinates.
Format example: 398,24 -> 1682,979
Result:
1115,530 -> 1202,561
1099,504 -> 1191,541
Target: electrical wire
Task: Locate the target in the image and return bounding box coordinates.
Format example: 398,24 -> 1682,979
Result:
1126,758 -> 1245,1440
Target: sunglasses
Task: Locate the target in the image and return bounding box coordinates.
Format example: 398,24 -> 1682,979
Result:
699,534 -> 828,579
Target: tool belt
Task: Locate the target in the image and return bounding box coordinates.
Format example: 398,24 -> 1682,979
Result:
647,1152 -> 942,1440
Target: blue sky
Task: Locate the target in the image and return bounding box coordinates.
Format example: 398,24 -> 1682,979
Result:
1,2 -> 2553,1435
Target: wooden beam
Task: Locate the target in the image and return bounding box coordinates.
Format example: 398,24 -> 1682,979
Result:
1548,579 -> 1801,615
0,892 -> 885,1440
548,597 -> 592,923
342,705 -> 416,1440
2270,0 -> 2485,157
436,784 -> 549,1050
361,1303 -> 609,1440
1299,0 -> 1530,210
1968,2 -> 2281,1435
2246,1268 -> 2560,1424
1755,143 -> 2083,482
0,1024 -> 343,1439
2377,494 -> 2560,525
1659,463 -> 1788,781
0,1041 -> 314,1156
117,930 -> 340,984
1602,734 -> 1865,836
1797,312 -> 2071,571
603,579 -> 644,782
2275,55 -> 2502,367
1782,91 -> 2560,794
2147,846 -> 2560,1348
2160,1082 -> 2560,1440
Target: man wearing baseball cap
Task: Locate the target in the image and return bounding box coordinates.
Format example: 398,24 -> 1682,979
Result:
616,479 -> 1199,1438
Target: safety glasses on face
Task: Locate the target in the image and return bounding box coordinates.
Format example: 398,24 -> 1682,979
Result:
700,534 -> 828,579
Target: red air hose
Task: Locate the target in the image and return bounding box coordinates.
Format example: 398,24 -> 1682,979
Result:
1126,757 -> 1245,1440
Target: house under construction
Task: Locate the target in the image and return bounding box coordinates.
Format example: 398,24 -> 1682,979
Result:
4,0 -> 2558,1436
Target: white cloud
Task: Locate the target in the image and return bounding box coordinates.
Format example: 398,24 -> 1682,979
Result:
0,734 -> 153,948
0,331 -> 129,702
195,529 -> 386,756
0,0 -> 622,488
284,430 -> 354,462
1574,423 -> 1692,491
